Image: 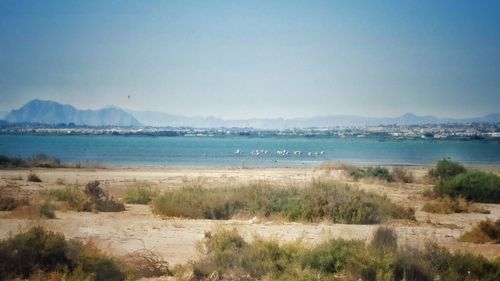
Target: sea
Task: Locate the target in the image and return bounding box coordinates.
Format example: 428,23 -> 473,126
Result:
1,134 -> 500,167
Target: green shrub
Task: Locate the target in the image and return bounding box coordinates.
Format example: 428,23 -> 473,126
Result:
302,239 -> 361,274
192,228 -> 307,280
153,185 -> 241,219
437,171 -> 500,203
0,227 -> 127,281
152,181 -> 414,224
184,229 -> 500,281
348,166 -> 393,182
429,159 -> 466,180
124,185 -> 155,204
421,243 -> 500,281
39,202 -> 56,219
49,186 -> 92,211
0,226 -> 71,280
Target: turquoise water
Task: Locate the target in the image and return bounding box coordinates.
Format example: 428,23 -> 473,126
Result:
1,135 -> 499,167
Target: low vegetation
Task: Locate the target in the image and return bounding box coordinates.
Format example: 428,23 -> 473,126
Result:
429,159 -> 500,204
0,196 -> 30,212
460,219 -> 500,244
39,201 -> 56,219
422,196 -> 489,214
0,154 -> 105,169
429,159 -> 466,181
344,165 -> 414,183
437,171 -> 500,203
27,171 -> 42,182
0,196 -> 19,211
178,228 -> 500,281
391,167 -> 415,183
153,180 -> 414,224
0,154 -> 62,168
0,226 -> 127,281
347,166 -> 393,181
49,180 -> 125,212
124,184 -> 155,204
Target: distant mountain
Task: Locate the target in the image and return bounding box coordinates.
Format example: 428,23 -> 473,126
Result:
4,100 -> 499,128
129,110 -> 500,129
0,111 -> 7,119
5,100 -> 141,126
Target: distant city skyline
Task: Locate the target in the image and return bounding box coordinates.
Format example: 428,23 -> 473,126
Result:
1,0 -> 500,119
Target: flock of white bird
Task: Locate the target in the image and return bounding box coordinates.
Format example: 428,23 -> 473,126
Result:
234,149 -> 325,156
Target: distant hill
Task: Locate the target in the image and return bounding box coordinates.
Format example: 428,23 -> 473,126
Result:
5,100 -> 141,127
4,100 -> 499,128
128,110 -> 500,128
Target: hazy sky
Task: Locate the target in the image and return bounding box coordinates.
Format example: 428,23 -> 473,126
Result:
1,0 -> 500,119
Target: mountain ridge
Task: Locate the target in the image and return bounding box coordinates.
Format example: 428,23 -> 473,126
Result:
3,99 -> 499,128
4,99 -> 141,127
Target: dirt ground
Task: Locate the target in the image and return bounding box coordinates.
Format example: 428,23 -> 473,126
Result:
1,166 -> 499,266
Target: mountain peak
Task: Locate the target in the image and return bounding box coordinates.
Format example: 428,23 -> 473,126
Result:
401,112 -> 417,118
5,100 -> 141,126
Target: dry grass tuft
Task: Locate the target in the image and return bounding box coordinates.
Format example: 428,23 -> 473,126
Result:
27,171 -> 42,182
422,196 -> 489,214
125,249 -> 170,278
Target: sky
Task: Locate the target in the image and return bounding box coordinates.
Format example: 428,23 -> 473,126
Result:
1,0 -> 500,119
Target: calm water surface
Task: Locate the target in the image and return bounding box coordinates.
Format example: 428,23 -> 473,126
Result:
1,135 -> 499,167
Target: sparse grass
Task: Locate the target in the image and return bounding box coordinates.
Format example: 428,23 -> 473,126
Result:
39,202 -> 56,219
347,166 -> 393,182
55,178 -> 66,185
391,167 -> 414,183
124,184 -> 155,204
48,181 -> 125,212
27,171 -> 42,182
422,196 -> 490,214
0,196 -> 18,211
49,186 -> 91,211
0,226 -> 127,281
0,196 -> 29,212
153,180 -> 414,224
180,227 -> 500,281
459,219 -> 500,244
